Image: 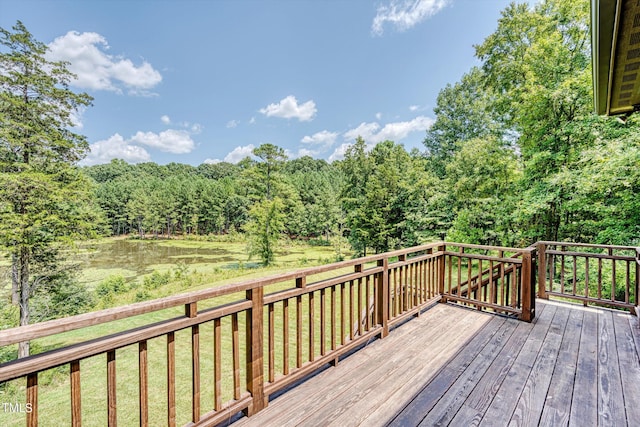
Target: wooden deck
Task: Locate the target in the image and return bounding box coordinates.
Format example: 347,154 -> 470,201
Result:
233,300 -> 640,427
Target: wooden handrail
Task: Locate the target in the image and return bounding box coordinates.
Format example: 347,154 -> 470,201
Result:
0,243 -> 444,347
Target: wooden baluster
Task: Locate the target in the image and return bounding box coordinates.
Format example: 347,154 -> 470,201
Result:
585,257 -> 590,305
70,361 -> 81,427
282,300 -> 289,375
27,373 -> 38,427
478,259 -> 483,307
213,319 -> 222,411
626,261 -> 631,305
320,289 -> 326,356
560,246 -> 566,294
467,257 -> 472,304
392,267 -> 398,317
511,264 -> 517,308
572,256 -> 577,296
635,261 -> 639,307
296,295 -> 303,368
167,333 -> 175,427
489,260 -> 495,308
330,287 -> 336,351
457,250 -> 463,298
376,258 -> 389,338
138,342 -> 148,427
357,277 -> 363,336
232,313 -> 240,400
309,291 -> 315,362
500,251 -> 505,307
268,303 -> 275,383
106,350 -> 117,427
186,303 -> 200,423
191,324 -> 200,422
245,287 -> 265,415
365,276 -> 371,331
598,258 -> 603,300
610,249 -> 616,301
399,256 -> 405,312
340,282 -> 346,345
348,280 -> 354,340
549,251 -> 556,294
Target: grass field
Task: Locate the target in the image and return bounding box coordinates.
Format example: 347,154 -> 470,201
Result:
0,236 -> 355,426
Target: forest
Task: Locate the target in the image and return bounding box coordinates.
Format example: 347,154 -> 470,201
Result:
84,0 -> 639,255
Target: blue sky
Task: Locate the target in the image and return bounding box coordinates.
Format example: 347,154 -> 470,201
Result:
1,0 -> 515,166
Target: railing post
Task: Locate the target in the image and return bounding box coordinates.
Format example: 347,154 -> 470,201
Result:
245,286 -> 266,416
438,244 -> 446,302
537,242 -> 548,299
520,251 -> 535,322
376,258 -> 389,338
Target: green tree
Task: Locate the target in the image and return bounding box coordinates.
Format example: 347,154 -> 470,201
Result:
423,67 -> 500,177
244,144 -> 288,264
0,21 -> 98,356
246,198 -> 285,266
475,0 -> 593,241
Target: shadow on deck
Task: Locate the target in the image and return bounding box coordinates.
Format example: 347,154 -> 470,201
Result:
233,300 -> 640,427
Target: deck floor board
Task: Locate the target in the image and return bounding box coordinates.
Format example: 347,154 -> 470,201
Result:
232,300 -> 640,427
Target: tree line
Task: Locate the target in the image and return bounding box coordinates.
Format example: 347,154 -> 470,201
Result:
2,0 -> 640,355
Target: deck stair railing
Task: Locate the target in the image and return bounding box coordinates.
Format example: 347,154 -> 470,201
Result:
0,240 -> 637,426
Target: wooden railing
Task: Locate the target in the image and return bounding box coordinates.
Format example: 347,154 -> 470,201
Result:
4,240 -> 637,426
536,241 -> 640,313
439,243 -> 535,322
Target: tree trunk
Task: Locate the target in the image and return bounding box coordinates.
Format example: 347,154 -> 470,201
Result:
18,248 -> 30,358
11,253 -> 19,305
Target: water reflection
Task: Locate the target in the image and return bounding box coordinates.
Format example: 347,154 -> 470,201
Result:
81,240 -> 234,275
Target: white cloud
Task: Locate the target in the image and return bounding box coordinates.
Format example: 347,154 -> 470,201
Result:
343,116 -> 434,144
47,31 -> 162,94
69,107 -> 86,129
376,116 -> 434,142
190,123 -> 203,134
249,117 -> 256,124
130,129 -> 195,154
343,122 -> 381,142
224,144 -> 255,163
301,130 -> 338,147
226,119 -> 239,128
161,115 -> 171,124
372,0 -> 450,36
259,95 -> 317,121
297,148 -> 319,158
375,112 -> 382,120
81,133 -> 151,166
328,143 -> 352,163
203,158 -> 222,164
409,105 -> 420,111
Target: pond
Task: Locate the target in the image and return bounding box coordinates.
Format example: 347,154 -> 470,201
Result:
76,238 -> 254,286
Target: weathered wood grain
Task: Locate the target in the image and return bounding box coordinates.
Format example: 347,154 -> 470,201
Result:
612,310 -> 640,425
568,307 -> 598,427
387,315 -> 511,427
508,303 -> 569,426
597,310 -> 626,426
538,308 -> 582,426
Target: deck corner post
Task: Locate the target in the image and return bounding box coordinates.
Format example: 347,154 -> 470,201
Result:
537,242 -> 548,299
376,258 -> 389,338
245,286 -> 266,416
437,244 -> 446,302
520,251 -> 535,322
